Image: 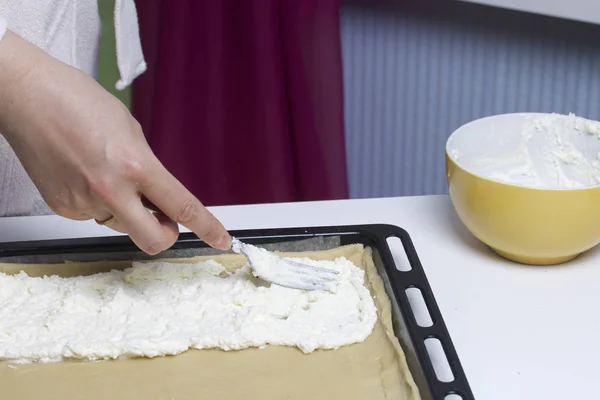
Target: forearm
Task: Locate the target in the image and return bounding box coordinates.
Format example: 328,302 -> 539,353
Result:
0,28 -> 49,138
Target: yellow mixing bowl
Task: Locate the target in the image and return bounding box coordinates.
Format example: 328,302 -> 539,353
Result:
446,113 -> 600,265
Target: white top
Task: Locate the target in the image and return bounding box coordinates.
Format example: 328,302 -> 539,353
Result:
0,194 -> 595,400
0,0 -> 145,217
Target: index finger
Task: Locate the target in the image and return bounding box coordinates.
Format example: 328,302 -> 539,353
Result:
141,164 -> 231,250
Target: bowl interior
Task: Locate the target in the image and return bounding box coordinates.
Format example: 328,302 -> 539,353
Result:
446,113 -> 600,189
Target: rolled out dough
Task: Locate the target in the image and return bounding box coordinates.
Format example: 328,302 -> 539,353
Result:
0,244 -> 421,400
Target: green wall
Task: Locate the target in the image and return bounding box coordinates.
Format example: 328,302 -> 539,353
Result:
97,0 -> 132,109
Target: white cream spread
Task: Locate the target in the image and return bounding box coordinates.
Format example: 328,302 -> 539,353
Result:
453,113 -> 600,189
0,256 -> 377,363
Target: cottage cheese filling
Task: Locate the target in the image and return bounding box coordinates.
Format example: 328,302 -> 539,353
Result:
454,113 -> 600,189
0,255 -> 377,363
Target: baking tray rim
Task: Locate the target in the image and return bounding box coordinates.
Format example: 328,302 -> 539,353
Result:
0,223 -> 474,400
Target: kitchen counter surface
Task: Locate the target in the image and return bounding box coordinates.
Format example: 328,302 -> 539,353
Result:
458,0 -> 600,26
0,194 -> 596,400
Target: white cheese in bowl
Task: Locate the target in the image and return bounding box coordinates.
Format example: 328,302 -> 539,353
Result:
450,112 -> 600,189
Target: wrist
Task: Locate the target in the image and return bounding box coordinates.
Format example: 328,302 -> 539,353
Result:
0,30 -> 45,138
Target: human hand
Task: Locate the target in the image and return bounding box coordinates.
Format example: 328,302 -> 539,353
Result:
0,30 -> 230,254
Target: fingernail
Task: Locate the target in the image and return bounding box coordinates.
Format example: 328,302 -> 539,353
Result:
215,234 -> 231,251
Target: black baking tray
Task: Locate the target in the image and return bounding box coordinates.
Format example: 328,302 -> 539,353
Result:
0,223 -> 473,400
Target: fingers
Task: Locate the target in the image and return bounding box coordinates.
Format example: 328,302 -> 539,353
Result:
152,213 -> 180,251
109,198 -> 180,255
141,164 -> 231,250
85,151 -> 228,254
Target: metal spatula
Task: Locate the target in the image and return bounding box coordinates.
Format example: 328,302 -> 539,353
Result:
231,238 -> 340,291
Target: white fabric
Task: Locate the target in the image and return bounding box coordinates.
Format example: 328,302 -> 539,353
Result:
114,0 -> 146,90
0,12 -> 6,40
0,0 -> 146,217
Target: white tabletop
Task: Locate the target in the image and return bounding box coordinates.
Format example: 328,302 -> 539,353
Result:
0,194 -> 596,400
458,0 -> 600,26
